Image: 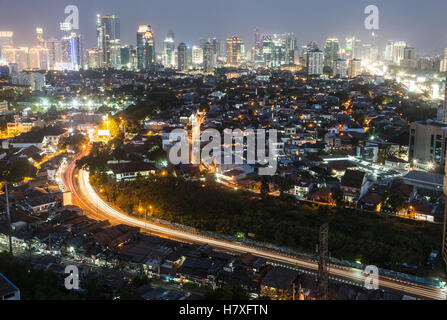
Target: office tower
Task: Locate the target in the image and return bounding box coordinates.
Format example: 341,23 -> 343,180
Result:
409,120 -> 447,169
137,25 -> 155,70
384,40 -> 394,62
162,30 -> 175,68
7,48 -> 29,71
96,14 -> 104,51
61,32 -> 82,71
203,42 -> 215,73
261,35 -> 273,67
191,46 -> 203,67
333,58 -> 347,78
36,28 -> 44,47
226,36 -> 243,67
440,48 -> 447,72
345,37 -> 362,60
0,31 -> 13,48
270,35 -> 285,67
307,49 -> 324,76
119,46 -> 131,68
362,44 -> 372,63
283,33 -> 297,65
45,38 -> 62,69
29,47 -> 49,70
393,41 -> 407,65
401,47 -> 417,69
177,42 -> 188,71
88,47 -> 104,69
324,38 -> 340,69
0,31 -> 13,62
347,58 -> 361,78
100,15 -> 120,68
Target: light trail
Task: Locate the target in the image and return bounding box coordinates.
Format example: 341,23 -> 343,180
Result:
64,155 -> 447,300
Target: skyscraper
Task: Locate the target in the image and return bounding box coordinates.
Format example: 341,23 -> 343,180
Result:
137,25 -> 155,70
324,38 -> 340,70
45,38 -> 62,69
192,46 -> 203,66
96,14 -> 104,51
307,49 -> 324,76
345,37 -> 362,60
61,32 -> 82,71
162,30 -> 175,68
226,36 -> 243,67
203,42 -> 215,74
101,15 -> 120,68
347,58 -> 361,78
177,42 -> 188,71
36,28 -> 45,47
333,58 -> 347,78
88,47 -> 104,69
262,35 -> 273,67
393,41 -> 407,65
0,31 -> 13,62
29,47 -> 49,70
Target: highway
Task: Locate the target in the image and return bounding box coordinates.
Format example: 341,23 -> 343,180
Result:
63,154 -> 447,300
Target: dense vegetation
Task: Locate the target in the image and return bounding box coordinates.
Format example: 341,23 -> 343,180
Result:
89,173 -> 442,272
0,252 -> 151,300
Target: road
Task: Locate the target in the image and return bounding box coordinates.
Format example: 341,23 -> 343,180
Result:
62,155 -> 446,300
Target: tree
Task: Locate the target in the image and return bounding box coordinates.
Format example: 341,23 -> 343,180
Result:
260,177 -> 270,198
204,285 -> 249,300
331,187 -> 344,208
1,158 -> 37,183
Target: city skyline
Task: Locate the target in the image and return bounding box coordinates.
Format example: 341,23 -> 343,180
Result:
1,0 -> 447,54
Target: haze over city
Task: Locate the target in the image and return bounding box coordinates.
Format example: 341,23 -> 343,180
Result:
1,0 -> 447,54
1,0 -> 447,307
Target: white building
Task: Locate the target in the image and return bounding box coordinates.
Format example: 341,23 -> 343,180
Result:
11,71 -> 45,91
307,50 -> 324,76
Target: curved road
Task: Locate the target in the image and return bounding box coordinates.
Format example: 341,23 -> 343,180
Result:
63,155 -> 446,300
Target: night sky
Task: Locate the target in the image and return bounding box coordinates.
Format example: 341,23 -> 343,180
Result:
1,0 -> 447,54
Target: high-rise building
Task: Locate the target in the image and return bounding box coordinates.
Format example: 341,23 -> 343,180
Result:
100,15 -> 120,68
0,31 -> 13,62
440,48 -> 447,72
36,28 -> 44,47
4,47 -> 29,71
262,35 -> 273,67
333,58 -> 347,78
324,38 -> 340,69
88,47 -> 104,69
162,30 -> 175,68
409,120 -> 447,170
120,46 -> 131,68
96,14 -> 104,51
345,37 -> 362,60
45,38 -> 62,69
29,47 -> 49,70
401,47 -> 417,69
384,40 -> 395,62
192,46 -> 203,67
307,49 -> 324,76
226,36 -> 243,67
347,58 -> 361,78
137,25 -> 155,70
393,41 -> 407,65
177,42 -> 188,71
60,32 -> 82,71
203,42 -> 215,73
